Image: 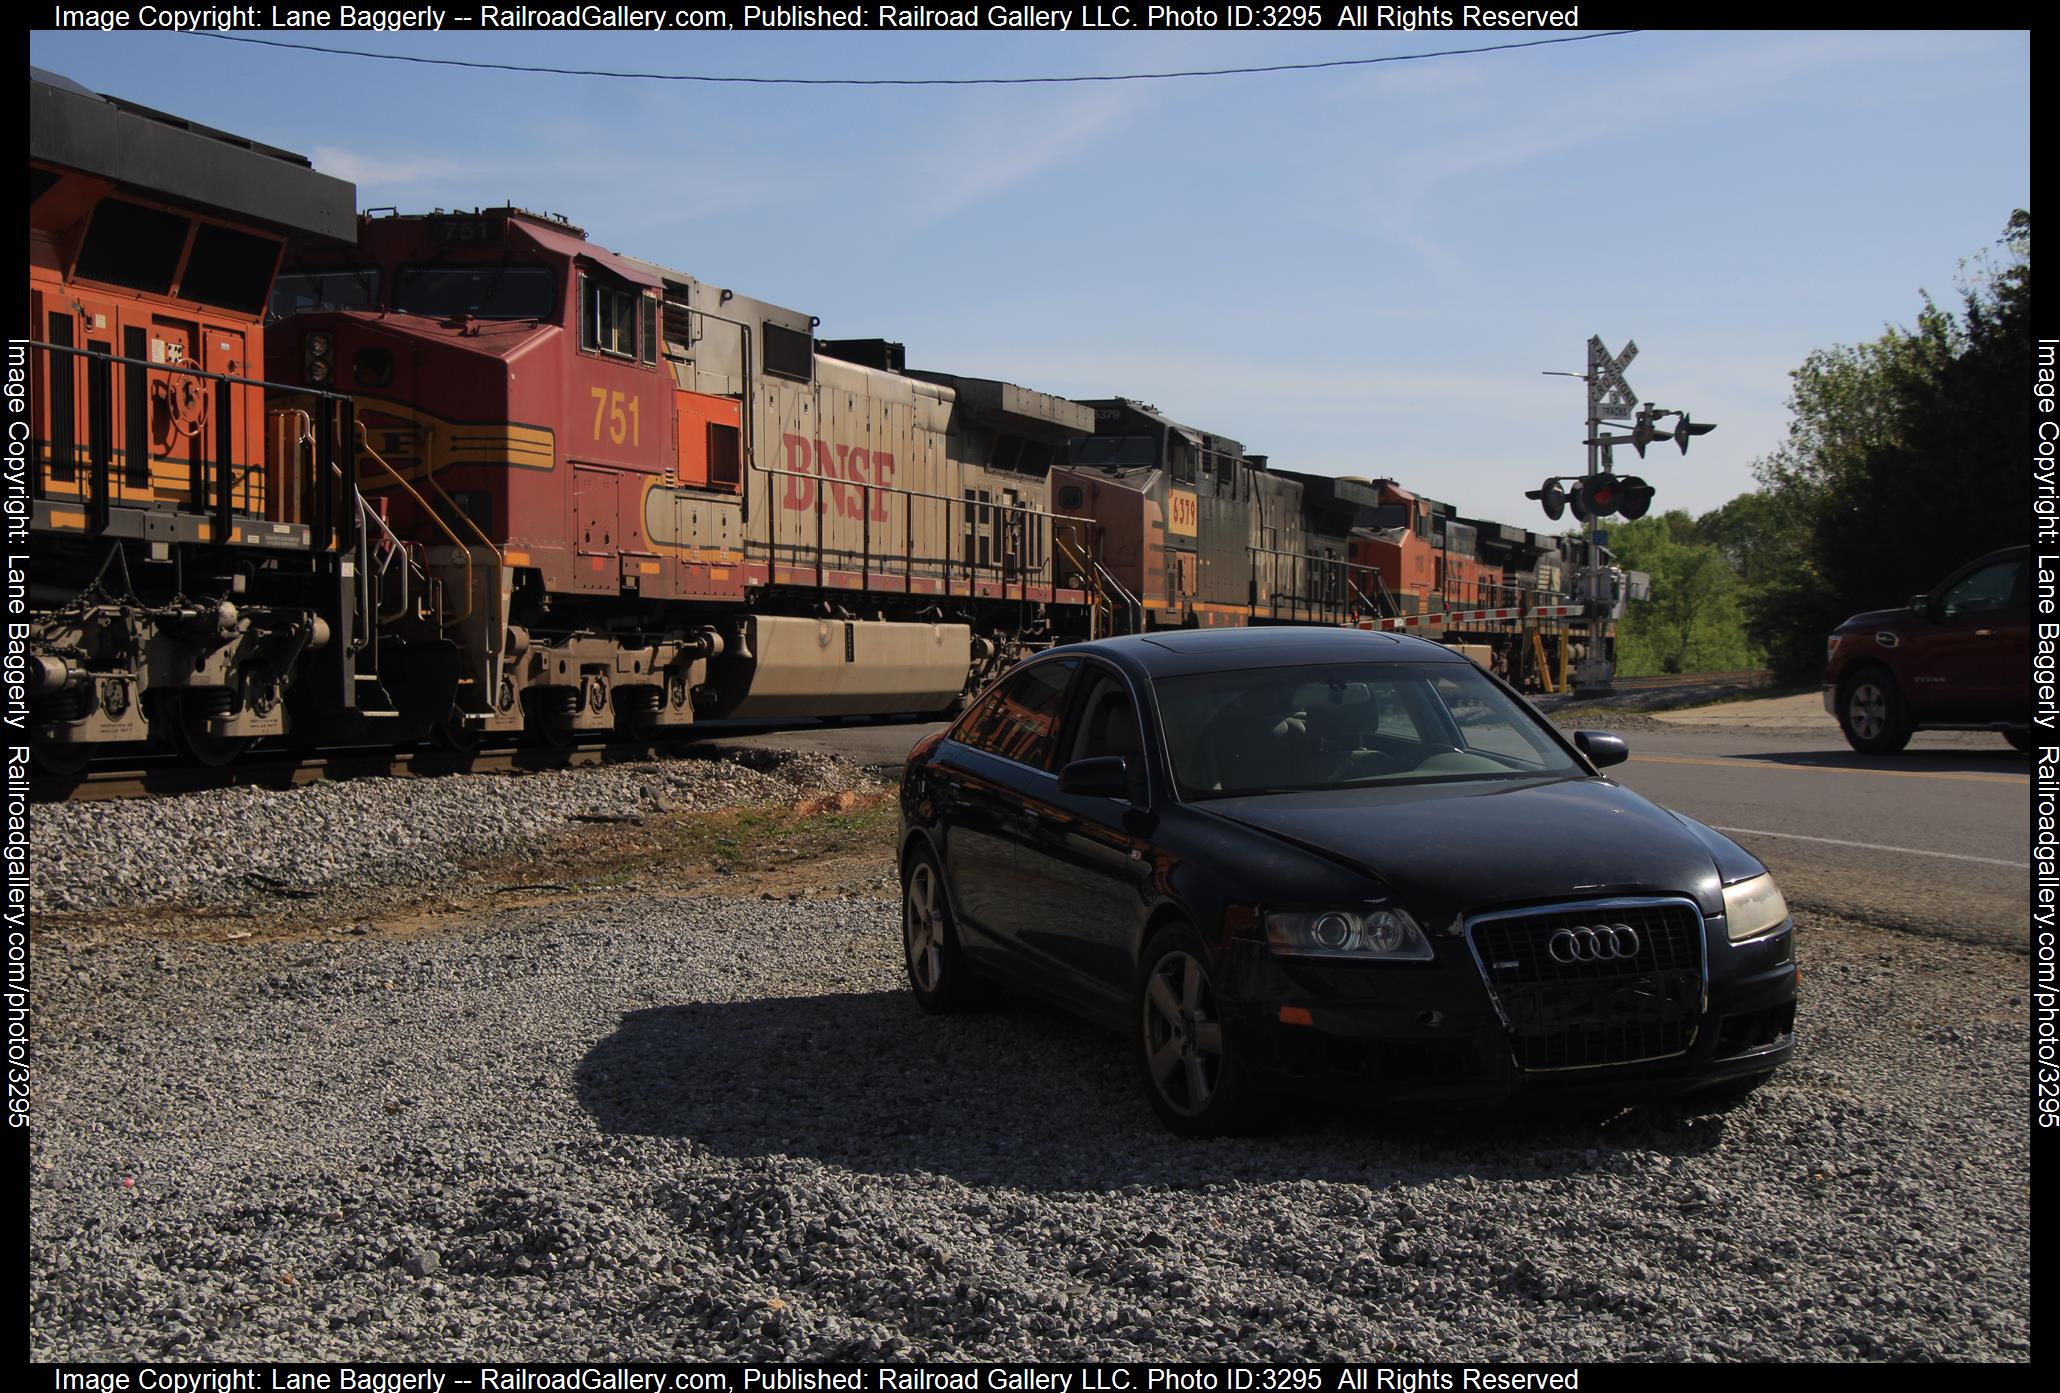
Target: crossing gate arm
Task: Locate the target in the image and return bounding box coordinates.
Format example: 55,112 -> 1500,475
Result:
1354,603 -> 1588,631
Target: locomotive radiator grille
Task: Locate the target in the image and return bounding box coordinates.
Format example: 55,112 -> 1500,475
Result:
1465,898 -> 1705,1072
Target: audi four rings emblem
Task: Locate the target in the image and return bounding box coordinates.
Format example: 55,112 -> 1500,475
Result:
1549,924 -> 1642,963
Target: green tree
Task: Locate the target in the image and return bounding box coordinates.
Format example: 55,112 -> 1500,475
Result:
1747,210 -> 2029,680
1604,512 -> 1756,676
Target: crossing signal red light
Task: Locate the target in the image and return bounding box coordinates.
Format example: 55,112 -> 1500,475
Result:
1581,475 -> 1621,516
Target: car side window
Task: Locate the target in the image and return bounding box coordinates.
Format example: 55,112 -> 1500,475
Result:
1939,560 -> 2020,618
953,658 -> 1077,770
1065,669 -> 1143,767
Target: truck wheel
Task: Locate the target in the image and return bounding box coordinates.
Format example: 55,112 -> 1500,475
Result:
1837,667 -> 1911,754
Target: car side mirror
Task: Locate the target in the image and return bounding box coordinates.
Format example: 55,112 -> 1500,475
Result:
1908,594 -> 1928,611
1574,730 -> 1629,769
1059,755 -> 1134,800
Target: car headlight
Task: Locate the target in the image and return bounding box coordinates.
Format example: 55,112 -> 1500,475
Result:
1723,873 -> 1791,941
1265,907 -> 1432,961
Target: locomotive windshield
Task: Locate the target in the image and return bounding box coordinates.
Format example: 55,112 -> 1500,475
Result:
270,267 -> 381,319
395,264 -> 554,321
1068,436 -> 1157,468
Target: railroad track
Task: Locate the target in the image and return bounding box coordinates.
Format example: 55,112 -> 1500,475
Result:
1608,669 -> 1774,691
31,715 -> 934,804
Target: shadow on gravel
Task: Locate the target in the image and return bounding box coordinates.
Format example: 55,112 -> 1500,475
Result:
576,989 -> 1750,1190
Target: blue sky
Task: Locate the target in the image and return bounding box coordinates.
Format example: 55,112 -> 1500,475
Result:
28,27 -> 2030,526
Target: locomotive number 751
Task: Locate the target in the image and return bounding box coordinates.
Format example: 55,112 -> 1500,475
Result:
590,387 -> 641,447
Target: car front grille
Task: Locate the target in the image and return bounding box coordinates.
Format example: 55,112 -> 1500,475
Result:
1466,899 -> 1705,1071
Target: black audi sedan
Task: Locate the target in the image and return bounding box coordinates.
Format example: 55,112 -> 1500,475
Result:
897,629 -> 1798,1135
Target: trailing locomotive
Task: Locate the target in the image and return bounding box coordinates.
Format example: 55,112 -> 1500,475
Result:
24,69 -> 363,772
20,72 -> 1606,773
268,205 -> 1095,746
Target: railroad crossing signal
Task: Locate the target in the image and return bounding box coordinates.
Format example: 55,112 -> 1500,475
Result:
1537,472 -> 1657,522
1631,402 -> 1718,457
1590,337 -> 1639,422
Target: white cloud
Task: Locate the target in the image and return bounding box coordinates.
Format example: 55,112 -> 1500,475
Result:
309,146 -> 467,189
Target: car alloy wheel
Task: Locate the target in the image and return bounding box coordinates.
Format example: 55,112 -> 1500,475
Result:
1838,668 -> 1911,754
1137,923 -> 1244,1129
902,853 -> 977,1013
905,861 -> 947,994
1143,949 -> 1224,1117
1847,681 -> 1887,740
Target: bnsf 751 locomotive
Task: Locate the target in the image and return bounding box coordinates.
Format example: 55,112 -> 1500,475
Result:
22,71 -> 1591,772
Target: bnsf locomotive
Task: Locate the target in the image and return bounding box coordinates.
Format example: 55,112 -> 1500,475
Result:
22,71 -> 1596,772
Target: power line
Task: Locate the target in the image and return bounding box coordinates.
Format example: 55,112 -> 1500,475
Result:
189,28 -> 1639,85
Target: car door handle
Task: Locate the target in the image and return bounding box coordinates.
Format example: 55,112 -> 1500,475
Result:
1975,628 -> 1995,637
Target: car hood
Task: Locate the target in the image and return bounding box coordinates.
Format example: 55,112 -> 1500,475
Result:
1201,775 -> 1728,932
1836,605 -> 1917,632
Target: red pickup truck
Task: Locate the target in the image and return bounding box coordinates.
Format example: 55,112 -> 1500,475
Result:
1823,545 -> 2030,753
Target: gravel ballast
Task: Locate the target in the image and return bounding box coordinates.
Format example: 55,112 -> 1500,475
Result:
29,748 -> 877,915
28,889 -> 2030,1362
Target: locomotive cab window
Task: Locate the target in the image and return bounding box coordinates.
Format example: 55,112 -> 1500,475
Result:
581,273 -> 640,359
397,264 -> 553,321
270,268 -> 381,320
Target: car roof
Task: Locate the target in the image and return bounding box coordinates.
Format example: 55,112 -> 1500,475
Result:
1051,627 -> 1469,679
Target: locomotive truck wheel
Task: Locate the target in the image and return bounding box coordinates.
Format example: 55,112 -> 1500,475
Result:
430,715 -> 483,753
30,739 -> 94,778
902,851 -> 980,1014
171,716 -> 252,768
1836,667 -> 1911,755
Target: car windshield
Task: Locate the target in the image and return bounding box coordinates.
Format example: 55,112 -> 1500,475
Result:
1154,660 -> 1583,799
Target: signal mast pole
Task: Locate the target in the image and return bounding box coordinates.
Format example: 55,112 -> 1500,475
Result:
1539,336 -> 1715,695
1578,336 -> 1635,693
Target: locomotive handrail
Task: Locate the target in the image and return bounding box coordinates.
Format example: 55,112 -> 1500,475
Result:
1243,543 -> 1388,621
355,432 -> 479,628
24,338 -> 354,400
23,338 -> 351,544
749,460 -> 1078,525
753,458 -> 1071,595
356,494 -> 417,627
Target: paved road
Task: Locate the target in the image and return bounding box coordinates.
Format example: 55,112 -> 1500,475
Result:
700,708 -> 2030,950
1610,725 -> 2027,948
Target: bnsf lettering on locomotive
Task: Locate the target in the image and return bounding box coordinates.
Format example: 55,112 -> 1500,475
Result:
779,433 -> 895,522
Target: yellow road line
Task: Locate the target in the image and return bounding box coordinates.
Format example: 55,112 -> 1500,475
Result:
1630,753 -> 2021,785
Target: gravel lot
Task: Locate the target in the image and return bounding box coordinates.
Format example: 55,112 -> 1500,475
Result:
29,873 -> 2031,1360
28,748 -> 877,916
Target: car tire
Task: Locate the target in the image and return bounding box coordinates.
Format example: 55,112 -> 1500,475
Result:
902,850 -> 978,1014
1836,667 -> 1912,754
1134,924 -> 1259,1137
2006,729 -> 2033,753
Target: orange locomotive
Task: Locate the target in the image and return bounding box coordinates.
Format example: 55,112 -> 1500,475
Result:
24,76 -> 1601,773
24,69 -> 364,771
268,208 -> 1095,747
